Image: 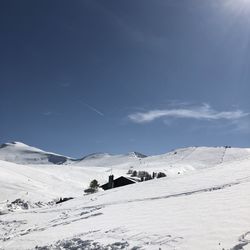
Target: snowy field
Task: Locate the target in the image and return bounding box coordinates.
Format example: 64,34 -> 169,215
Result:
0,142 -> 250,249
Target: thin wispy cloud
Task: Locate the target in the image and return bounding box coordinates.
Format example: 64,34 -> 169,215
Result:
43,111 -> 53,116
80,100 -> 104,117
128,104 -> 249,123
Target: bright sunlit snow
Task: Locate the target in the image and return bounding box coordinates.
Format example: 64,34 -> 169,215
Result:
0,142 -> 250,249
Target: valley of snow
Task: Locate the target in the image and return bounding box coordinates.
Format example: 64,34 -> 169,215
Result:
0,142 -> 250,249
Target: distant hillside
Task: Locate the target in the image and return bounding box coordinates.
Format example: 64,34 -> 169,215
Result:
0,141 -> 250,203
1,142 -> 250,170
0,142 -> 74,165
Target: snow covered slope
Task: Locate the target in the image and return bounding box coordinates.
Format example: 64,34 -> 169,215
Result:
74,146 -> 250,175
0,159 -> 110,202
0,142 -> 74,165
0,154 -> 250,250
1,143 -> 250,204
1,142 -> 250,171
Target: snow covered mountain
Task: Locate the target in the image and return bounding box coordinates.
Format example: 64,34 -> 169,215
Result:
1,142 -> 250,170
0,142 -> 148,166
0,145 -> 250,249
0,142 -> 74,165
1,142 -> 250,203
1,142 -> 250,249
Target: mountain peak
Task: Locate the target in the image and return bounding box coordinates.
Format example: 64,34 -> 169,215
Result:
127,152 -> 147,158
0,141 -> 72,165
7,141 -> 30,147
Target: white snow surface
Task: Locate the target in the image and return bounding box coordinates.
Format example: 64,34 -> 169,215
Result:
0,142 -> 73,165
0,142 -> 250,249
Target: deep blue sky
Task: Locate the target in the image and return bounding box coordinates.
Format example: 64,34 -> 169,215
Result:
1,0 -> 250,157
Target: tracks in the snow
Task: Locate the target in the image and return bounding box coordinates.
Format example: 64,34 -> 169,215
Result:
0,206 -> 103,243
83,179 -> 245,209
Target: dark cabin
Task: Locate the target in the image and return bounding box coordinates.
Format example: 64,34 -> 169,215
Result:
101,175 -> 138,190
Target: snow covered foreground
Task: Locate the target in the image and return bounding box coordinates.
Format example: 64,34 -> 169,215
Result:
0,143 -> 250,249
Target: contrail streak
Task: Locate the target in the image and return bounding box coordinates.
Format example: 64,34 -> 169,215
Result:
80,100 -> 104,116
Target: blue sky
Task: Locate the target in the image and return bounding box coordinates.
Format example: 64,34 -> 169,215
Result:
1,0 -> 250,157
